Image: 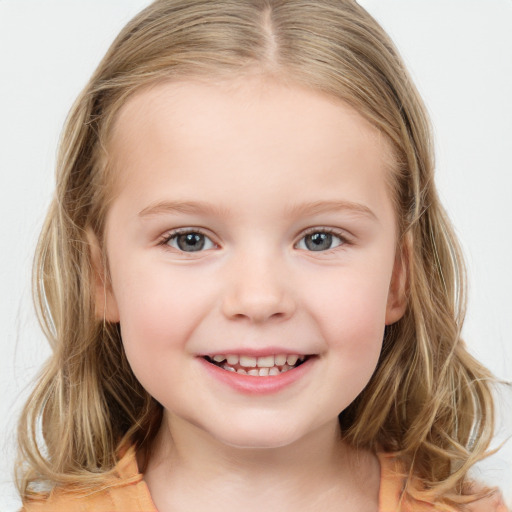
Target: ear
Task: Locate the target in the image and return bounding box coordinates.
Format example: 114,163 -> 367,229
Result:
385,237 -> 409,325
87,228 -> 120,323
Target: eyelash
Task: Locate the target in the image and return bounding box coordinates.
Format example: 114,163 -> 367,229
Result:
158,227 -> 352,253
158,228 -> 215,253
298,227 -> 351,253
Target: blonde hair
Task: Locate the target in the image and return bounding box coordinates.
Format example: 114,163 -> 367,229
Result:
17,0 -> 496,507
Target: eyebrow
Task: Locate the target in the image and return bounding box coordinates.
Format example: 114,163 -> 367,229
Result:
139,200 -> 231,218
139,199 -> 377,221
283,200 -> 377,221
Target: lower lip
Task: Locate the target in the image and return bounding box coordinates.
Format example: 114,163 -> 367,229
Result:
199,357 -> 315,395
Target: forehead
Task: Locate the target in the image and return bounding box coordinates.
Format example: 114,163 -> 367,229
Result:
106,77 -> 396,220
110,77 -> 390,153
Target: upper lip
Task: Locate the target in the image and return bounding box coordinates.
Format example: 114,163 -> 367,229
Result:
199,348 -> 312,358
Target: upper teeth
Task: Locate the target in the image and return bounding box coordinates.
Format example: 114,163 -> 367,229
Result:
211,354 -> 304,368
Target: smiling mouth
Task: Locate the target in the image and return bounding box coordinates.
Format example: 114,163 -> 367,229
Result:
203,354 -> 310,376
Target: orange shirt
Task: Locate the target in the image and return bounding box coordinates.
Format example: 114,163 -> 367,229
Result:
21,446 -> 508,512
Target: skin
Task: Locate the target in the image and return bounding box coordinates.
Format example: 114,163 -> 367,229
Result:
96,77 -> 407,511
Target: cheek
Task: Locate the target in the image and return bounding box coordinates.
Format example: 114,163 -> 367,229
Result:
322,276 -> 389,404
109,262 -> 209,360
108,267 -> 205,400
311,269 -> 390,336
336,281 -> 388,343
302,264 -> 392,378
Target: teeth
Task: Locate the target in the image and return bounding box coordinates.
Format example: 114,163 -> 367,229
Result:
286,355 -> 298,366
274,354 -> 287,365
227,354 -> 239,365
257,355 -> 274,368
239,355 -> 257,367
209,353 -> 307,376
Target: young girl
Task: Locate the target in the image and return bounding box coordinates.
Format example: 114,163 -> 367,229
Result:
15,1 -> 509,510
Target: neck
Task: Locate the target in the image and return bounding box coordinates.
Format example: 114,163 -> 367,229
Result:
142,414 -> 381,512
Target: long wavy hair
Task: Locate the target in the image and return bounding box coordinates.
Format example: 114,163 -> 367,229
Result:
17,0 -> 496,508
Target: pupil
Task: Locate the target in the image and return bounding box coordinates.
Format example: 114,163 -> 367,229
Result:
306,233 -> 332,251
178,233 -> 204,252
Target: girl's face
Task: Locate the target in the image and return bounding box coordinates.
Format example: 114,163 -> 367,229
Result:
101,78 -> 406,449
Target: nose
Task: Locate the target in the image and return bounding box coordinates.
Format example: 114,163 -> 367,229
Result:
221,252 -> 296,324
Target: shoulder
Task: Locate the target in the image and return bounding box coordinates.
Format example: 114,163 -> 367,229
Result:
463,487 -> 509,512
21,481 -> 156,512
377,452 -> 509,512
21,487 -> 119,512
20,445 -> 157,512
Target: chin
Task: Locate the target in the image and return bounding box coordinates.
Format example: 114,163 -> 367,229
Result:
211,422 -> 307,451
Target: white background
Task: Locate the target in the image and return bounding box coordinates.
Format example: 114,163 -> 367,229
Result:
0,1 -> 510,510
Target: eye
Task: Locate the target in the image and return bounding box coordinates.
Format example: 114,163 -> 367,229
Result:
164,230 -> 216,252
296,230 -> 346,252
